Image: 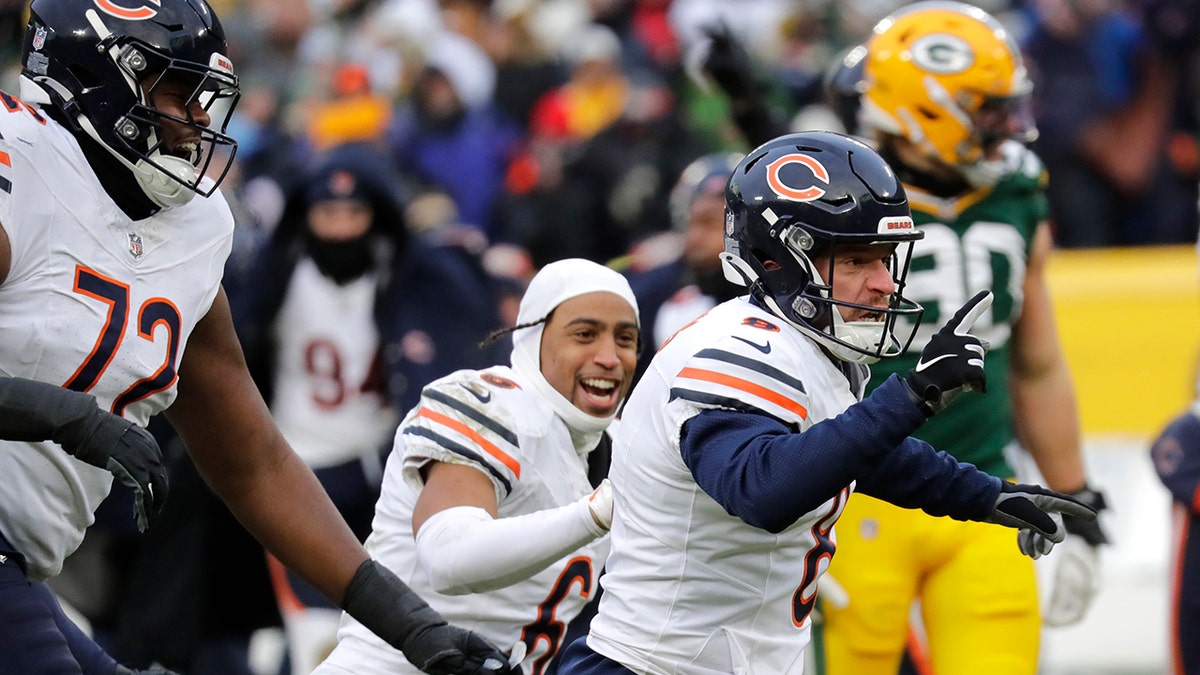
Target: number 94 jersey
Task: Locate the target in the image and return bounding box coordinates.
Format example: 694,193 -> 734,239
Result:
0,98 -> 234,580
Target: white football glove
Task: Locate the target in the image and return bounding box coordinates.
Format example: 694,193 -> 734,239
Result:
586,479 -> 614,531
1042,535 -> 1101,627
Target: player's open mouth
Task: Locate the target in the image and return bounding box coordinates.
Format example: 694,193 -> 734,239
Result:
859,310 -> 885,322
165,141 -> 199,162
579,377 -> 620,410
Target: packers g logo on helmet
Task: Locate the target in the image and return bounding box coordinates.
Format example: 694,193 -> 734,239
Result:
909,33 -> 974,75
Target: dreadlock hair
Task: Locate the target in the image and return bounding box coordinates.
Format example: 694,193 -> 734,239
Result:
477,311 -> 554,350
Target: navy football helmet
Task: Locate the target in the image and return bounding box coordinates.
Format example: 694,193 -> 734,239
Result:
824,44 -> 867,136
721,131 -> 925,363
669,151 -> 743,233
20,0 -> 239,207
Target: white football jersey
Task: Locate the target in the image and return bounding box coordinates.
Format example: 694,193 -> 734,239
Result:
322,366 -> 609,675
0,104 -> 233,579
270,259 -> 396,469
587,297 -> 863,674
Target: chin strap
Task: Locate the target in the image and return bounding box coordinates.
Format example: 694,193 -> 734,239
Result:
24,73 -> 198,208
75,114 -> 196,208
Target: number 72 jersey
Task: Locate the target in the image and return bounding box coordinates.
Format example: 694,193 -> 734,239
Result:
0,96 -> 233,580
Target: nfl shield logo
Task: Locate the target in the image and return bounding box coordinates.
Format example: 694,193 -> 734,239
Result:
128,232 -> 143,259
32,27 -> 46,51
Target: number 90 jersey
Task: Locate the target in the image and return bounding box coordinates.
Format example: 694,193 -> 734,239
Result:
0,97 -> 233,579
870,141 -> 1047,477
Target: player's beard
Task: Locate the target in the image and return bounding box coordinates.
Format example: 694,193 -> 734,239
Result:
306,234 -> 375,285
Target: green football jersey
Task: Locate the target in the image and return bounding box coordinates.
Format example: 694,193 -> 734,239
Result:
868,144 -> 1048,478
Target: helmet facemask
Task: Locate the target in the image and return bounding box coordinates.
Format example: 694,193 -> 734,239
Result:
20,0 -> 240,209
94,34 -> 239,207
724,218 -> 924,363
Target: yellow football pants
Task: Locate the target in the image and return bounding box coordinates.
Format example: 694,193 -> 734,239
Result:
823,493 -> 1040,675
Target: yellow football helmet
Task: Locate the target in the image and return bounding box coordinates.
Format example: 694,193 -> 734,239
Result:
860,1 -> 1035,173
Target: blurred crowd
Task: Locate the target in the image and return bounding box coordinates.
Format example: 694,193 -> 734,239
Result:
5,0 -> 1198,257
4,0 -> 1200,673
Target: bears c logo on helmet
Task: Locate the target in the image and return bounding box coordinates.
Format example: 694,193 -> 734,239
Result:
765,153 -> 829,202
93,0 -> 160,21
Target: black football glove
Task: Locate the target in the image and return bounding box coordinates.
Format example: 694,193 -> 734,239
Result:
343,560 -> 519,675
697,21 -> 761,102
984,481 -> 1098,559
0,377 -> 168,532
1063,485 -> 1109,546
904,290 -> 993,416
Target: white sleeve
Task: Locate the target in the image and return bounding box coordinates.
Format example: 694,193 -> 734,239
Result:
415,498 -> 606,596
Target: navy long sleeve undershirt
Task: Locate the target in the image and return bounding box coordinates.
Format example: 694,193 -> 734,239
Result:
678,374 -> 1003,533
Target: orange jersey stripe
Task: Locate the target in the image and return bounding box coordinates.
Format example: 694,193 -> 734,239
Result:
677,367 -> 808,419
417,407 -> 522,478
265,553 -> 305,614
0,151 -> 9,167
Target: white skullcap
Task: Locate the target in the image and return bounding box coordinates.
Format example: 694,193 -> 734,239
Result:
515,258 -> 639,328
510,258 -> 640,452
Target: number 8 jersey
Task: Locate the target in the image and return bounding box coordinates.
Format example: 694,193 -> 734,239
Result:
586,297 -> 862,674
0,97 -> 233,580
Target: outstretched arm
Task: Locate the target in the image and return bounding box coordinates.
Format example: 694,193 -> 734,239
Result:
166,286 -> 365,601
412,461 -> 611,595
166,287 -> 515,675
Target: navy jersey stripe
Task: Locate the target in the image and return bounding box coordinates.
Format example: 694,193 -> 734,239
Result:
669,387 -> 795,429
0,175 -> 9,194
403,427 -> 514,495
694,348 -> 807,394
425,388 -> 519,447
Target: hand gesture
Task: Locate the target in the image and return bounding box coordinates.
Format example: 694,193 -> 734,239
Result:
904,290 -> 992,416
683,20 -> 760,101
984,481 -> 1098,559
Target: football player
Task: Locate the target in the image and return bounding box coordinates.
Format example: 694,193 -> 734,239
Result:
316,259 -> 638,674
0,0 -> 513,672
1150,398 -> 1200,675
553,130 -> 1096,674
624,151 -> 744,380
822,3 -> 1109,674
